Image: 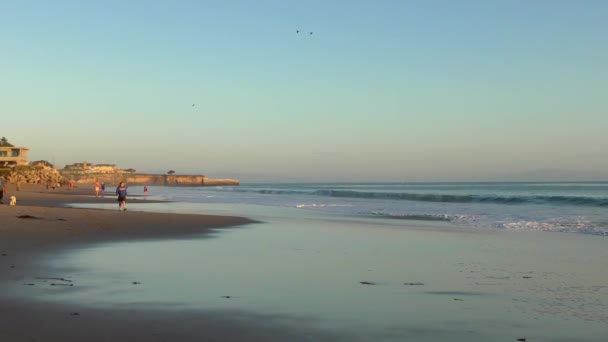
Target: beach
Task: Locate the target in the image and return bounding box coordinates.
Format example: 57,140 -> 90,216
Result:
0,185 -> 302,342
1,184 -> 607,341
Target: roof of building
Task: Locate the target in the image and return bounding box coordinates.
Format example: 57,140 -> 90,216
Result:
0,146 -> 29,150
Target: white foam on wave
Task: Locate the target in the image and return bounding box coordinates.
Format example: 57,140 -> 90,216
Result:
295,203 -> 354,208
369,211 -> 483,223
496,217 -> 608,235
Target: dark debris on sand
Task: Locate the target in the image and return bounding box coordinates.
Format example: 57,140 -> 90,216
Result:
17,215 -> 41,219
36,277 -> 73,282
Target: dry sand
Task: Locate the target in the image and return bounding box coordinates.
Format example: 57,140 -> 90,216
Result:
0,185 -> 339,341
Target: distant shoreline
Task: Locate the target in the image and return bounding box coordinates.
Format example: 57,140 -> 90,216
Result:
61,173 -> 240,186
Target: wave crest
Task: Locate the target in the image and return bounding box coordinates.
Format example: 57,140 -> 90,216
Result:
231,188 -> 608,207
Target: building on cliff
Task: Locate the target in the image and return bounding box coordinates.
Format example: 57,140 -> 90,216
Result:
0,146 -> 29,168
61,162 -> 135,175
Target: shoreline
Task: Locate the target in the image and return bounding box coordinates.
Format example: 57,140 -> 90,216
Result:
0,183 -> 256,249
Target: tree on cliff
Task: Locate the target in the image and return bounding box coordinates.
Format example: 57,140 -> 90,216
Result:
167,170 -> 175,175
31,160 -> 54,168
0,137 -> 14,147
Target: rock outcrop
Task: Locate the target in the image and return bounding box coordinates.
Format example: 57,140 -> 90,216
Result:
5,166 -> 68,190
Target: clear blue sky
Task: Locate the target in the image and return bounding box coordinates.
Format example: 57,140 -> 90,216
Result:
1,0 -> 606,182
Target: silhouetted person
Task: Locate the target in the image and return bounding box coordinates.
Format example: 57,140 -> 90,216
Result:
116,182 -> 128,211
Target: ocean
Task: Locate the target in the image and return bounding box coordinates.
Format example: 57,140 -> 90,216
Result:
145,182 -> 608,236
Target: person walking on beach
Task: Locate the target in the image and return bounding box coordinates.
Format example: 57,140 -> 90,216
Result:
116,182 -> 128,211
101,182 -> 106,196
0,178 -> 5,204
143,185 -> 149,199
95,181 -> 101,197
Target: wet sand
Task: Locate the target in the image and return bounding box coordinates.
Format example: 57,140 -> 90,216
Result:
0,185 -> 331,342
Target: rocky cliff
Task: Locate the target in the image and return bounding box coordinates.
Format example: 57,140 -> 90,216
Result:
62,173 -> 239,186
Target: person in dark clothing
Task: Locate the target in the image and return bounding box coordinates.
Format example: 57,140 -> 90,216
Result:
0,178 -> 5,204
116,182 -> 128,211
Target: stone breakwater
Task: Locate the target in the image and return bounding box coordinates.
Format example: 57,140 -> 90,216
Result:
62,173 -> 239,186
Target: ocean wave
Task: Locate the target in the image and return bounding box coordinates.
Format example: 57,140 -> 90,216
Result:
496,220 -> 608,236
371,212 -> 608,235
230,188 -> 608,207
295,203 -> 354,208
369,211 -> 455,222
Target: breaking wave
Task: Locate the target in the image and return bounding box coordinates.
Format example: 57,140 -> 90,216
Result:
230,188 -> 608,207
496,220 -> 608,236
370,212 -> 455,222
370,211 -> 608,235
